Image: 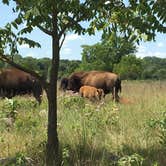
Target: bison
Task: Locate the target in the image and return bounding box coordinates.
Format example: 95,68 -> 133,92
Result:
60,70 -> 121,102
59,77 -> 68,92
97,88 -> 105,100
0,68 -> 43,104
79,85 -> 105,101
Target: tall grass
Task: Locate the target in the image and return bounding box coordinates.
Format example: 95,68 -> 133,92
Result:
0,81 -> 166,165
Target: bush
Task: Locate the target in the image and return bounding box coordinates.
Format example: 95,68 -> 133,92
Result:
148,111 -> 166,147
118,153 -> 144,166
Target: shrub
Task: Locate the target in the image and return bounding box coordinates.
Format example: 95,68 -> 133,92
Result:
118,153 -> 144,166
148,111 -> 166,147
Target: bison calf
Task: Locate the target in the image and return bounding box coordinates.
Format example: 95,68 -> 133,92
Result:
79,86 -> 104,101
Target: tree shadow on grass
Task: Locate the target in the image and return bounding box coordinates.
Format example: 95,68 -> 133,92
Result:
120,144 -> 166,166
60,143 -> 120,166
2,141 -> 166,166
60,142 -> 166,166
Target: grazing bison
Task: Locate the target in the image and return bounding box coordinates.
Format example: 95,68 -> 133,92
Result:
79,85 -> 105,101
59,71 -> 85,92
60,70 -> 121,102
0,68 -> 43,104
59,77 -> 68,92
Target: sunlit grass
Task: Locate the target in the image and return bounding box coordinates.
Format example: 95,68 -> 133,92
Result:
0,81 -> 166,165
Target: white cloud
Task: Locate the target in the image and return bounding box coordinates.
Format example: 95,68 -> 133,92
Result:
18,44 -> 29,49
136,45 -> 147,58
153,52 -> 166,58
61,48 -> 72,55
66,34 -> 83,41
136,45 -> 166,58
60,34 -> 83,57
63,34 -> 83,46
137,45 -> 146,53
25,52 -> 35,57
157,42 -> 164,47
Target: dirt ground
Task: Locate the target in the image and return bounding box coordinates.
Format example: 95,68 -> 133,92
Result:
119,97 -> 134,104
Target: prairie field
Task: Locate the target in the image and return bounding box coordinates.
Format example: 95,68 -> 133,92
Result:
0,81 -> 166,166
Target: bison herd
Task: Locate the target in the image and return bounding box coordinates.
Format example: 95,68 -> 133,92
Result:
0,68 -> 121,103
60,70 -> 121,102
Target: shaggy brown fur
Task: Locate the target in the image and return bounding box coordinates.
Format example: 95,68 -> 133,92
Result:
0,68 -> 43,104
79,85 -> 104,101
63,70 -> 121,102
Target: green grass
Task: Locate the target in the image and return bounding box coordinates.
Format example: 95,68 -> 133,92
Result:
0,81 -> 166,165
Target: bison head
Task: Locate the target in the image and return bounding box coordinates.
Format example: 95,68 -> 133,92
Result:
59,77 -> 68,91
32,80 -> 43,104
67,75 -> 81,92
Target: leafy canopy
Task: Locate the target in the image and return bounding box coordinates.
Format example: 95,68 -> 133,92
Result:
0,0 -> 166,79
1,0 -> 166,58
79,30 -> 136,71
114,55 -> 143,80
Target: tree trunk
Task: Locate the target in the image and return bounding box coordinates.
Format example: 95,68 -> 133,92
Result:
46,52 -> 60,165
46,84 -> 59,166
45,6 -> 60,166
46,22 -> 60,166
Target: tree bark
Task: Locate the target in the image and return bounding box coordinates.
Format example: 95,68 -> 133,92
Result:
46,7 -> 60,165
46,85 -> 59,166
46,46 -> 60,165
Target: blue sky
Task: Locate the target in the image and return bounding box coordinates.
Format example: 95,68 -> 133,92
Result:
0,2 -> 166,60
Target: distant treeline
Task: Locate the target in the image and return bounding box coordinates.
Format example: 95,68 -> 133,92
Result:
0,54 -> 165,80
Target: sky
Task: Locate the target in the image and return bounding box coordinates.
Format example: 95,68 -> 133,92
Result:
0,2 -> 166,60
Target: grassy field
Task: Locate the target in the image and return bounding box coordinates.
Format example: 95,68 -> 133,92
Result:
0,81 -> 166,166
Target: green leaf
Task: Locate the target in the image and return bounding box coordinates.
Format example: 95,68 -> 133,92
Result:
18,37 -> 41,48
2,0 -> 9,5
15,17 -> 22,25
11,22 -> 18,29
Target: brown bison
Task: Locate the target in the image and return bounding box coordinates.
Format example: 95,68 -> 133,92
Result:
60,70 -> 121,102
0,68 -> 43,104
59,77 -> 68,92
79,85 -> 105,101
59,72 -> 85,91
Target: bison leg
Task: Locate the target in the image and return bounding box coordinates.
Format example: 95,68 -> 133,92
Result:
112,87 -> 120,102
80,92 -> 83,97
0,88 -> 5,98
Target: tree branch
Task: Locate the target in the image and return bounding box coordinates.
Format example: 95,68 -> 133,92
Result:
58,1 -> 88,39
38,25 -> 53,36
0,54 -> 49,88
58,22 -> 71,39
58,15 -> 84,39
59,33 -> 66,50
